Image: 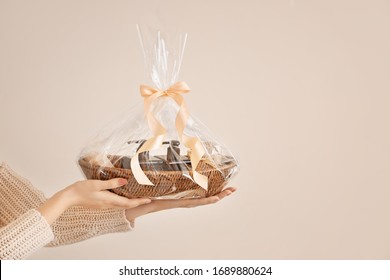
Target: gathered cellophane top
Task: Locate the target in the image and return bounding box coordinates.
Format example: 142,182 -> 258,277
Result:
78,25 -> 239,199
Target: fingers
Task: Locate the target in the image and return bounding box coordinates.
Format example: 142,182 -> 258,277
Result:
224,187 -> 237,193
97,178 -> 128,190
102,191 -> 151,208
123,186 -> 237,217
176,196 -> 217,208
178,187 -> 237,208
215,187 -> 236,200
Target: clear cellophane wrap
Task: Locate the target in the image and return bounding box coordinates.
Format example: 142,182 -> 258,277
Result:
79,26 -> 239,199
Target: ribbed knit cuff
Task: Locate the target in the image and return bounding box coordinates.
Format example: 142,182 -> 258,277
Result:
0,209 -> 54,260
47,207 -> 132,247
0,162 -> 46,222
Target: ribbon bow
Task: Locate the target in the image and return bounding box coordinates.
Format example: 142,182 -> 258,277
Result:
130,81 -> 208,190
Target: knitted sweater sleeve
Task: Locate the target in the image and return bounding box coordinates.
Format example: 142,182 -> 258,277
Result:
0,209 -> 54,259
0,163 -> 133,259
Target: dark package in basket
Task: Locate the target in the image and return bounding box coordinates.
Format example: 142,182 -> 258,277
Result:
78,26 -> 239,199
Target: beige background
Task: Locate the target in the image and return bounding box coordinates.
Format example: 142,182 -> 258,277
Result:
1,0 -> 390,259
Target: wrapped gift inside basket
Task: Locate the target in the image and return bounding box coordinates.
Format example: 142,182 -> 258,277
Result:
78,26 -> 239,199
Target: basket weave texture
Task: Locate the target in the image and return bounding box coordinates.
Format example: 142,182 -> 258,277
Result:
79,155 -> 237,199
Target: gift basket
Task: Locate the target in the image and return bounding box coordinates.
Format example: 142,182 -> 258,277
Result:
78,25 -> 239,199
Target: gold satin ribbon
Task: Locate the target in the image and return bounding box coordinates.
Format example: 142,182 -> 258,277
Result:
130,81 -> 208,190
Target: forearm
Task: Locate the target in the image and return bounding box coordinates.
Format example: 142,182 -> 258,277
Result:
37,189 -> 71,225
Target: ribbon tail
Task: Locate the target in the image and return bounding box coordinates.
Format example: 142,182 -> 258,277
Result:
173,95 -> 209,190
193,171 -> 208,190
130,134 -> 165,186
182,134 -> 208,190
130,152 -> 154,185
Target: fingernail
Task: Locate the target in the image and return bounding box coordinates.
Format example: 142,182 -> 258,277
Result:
118,178 -> 128,186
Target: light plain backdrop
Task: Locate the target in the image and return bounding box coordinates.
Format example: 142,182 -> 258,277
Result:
1,0 -> 390,259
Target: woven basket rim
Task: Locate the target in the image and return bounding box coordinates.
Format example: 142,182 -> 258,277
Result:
79,155 -> 237,175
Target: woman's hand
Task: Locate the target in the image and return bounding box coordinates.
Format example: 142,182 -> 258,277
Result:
125,187 -> 236,222
38,179 -> 151,225
62,179 -> 151,209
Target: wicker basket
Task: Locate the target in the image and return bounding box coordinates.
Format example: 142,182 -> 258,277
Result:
79,155 -> 237,199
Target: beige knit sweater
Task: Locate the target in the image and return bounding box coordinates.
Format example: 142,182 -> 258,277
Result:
0,163 -> 132,260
